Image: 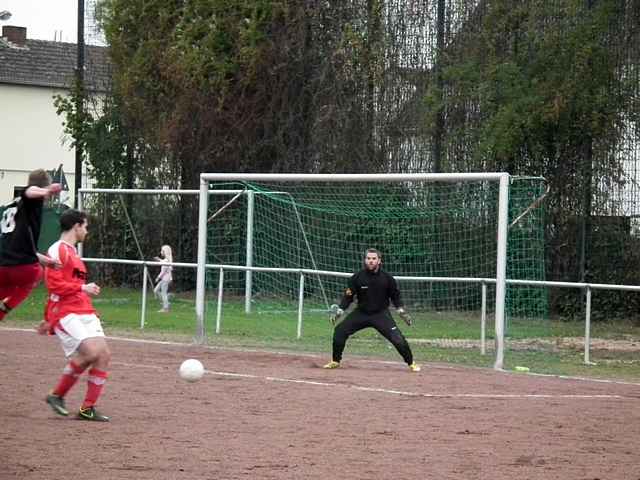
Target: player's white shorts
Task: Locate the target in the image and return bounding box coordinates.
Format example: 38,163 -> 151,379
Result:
54,313 -> 105,358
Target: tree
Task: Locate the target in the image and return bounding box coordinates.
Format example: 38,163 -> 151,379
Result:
430,0 -> 639,316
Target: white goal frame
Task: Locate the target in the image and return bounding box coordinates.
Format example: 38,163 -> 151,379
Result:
196,173 -> 510,370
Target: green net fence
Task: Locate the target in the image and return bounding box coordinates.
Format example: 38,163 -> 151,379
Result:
76,178 -> 547,355
205,177 -> 548,332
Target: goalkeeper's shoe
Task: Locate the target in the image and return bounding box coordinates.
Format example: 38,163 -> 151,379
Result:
78,406 -> 110,422
408,362 -> 421,372
46,393 -> 69,416
323,360 -> 341,369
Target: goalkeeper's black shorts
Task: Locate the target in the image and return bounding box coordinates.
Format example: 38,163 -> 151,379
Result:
337,309 -> 398,338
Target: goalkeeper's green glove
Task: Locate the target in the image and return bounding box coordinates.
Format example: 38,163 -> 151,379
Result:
329,304 -> 344,325
397,307 -> 412,326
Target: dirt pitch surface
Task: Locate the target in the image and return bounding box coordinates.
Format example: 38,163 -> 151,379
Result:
2,328 -> 640,480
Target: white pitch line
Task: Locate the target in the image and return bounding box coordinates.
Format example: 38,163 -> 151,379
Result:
266,376 -> 335,387
111,360 -> 631,400
206,370 -> 258,379
5,327 -> 640,391
213,371 -> 629,399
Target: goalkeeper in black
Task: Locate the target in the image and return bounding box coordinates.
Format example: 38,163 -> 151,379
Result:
323,248 -> 420,372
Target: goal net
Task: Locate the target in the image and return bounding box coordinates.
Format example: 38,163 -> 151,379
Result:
196,173 -> 547,369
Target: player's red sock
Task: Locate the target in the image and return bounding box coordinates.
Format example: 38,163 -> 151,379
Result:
82,368 -> 108,408
52,361 -> 86,397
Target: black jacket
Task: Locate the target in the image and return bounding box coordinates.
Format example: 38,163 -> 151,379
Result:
0,191 -> 43,266
339,268 -> 403,314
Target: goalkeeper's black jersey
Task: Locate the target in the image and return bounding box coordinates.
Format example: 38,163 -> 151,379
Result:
339,268 -> 402,314
0,192 -> 43,266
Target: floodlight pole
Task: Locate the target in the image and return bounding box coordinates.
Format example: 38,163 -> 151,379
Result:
77,190 -> 84,257
74,0 -> 85,208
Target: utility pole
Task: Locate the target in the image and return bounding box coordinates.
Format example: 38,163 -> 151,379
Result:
74,0 -> 85,208
432,0 -> 446,173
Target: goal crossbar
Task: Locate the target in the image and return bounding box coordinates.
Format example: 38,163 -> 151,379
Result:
200,172 -> 507,183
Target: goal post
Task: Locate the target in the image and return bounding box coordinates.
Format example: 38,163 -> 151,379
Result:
196,172 -> 510,370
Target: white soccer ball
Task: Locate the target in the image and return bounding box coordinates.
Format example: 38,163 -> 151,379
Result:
179,358 -> 204,383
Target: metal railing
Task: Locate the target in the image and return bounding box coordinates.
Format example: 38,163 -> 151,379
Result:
83,257 -> 640,366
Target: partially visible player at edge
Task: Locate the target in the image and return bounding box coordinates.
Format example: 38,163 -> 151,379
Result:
38,209 -> 112,422
324,248 -> 420,372
0,169 -> 62,321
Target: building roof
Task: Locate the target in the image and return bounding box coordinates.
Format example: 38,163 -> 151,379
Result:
0,37 -> 111,93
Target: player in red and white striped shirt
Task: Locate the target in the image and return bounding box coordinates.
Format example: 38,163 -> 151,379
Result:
38,209 -> 111,422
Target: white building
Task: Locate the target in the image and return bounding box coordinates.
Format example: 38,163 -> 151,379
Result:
0,25 -> 110,205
